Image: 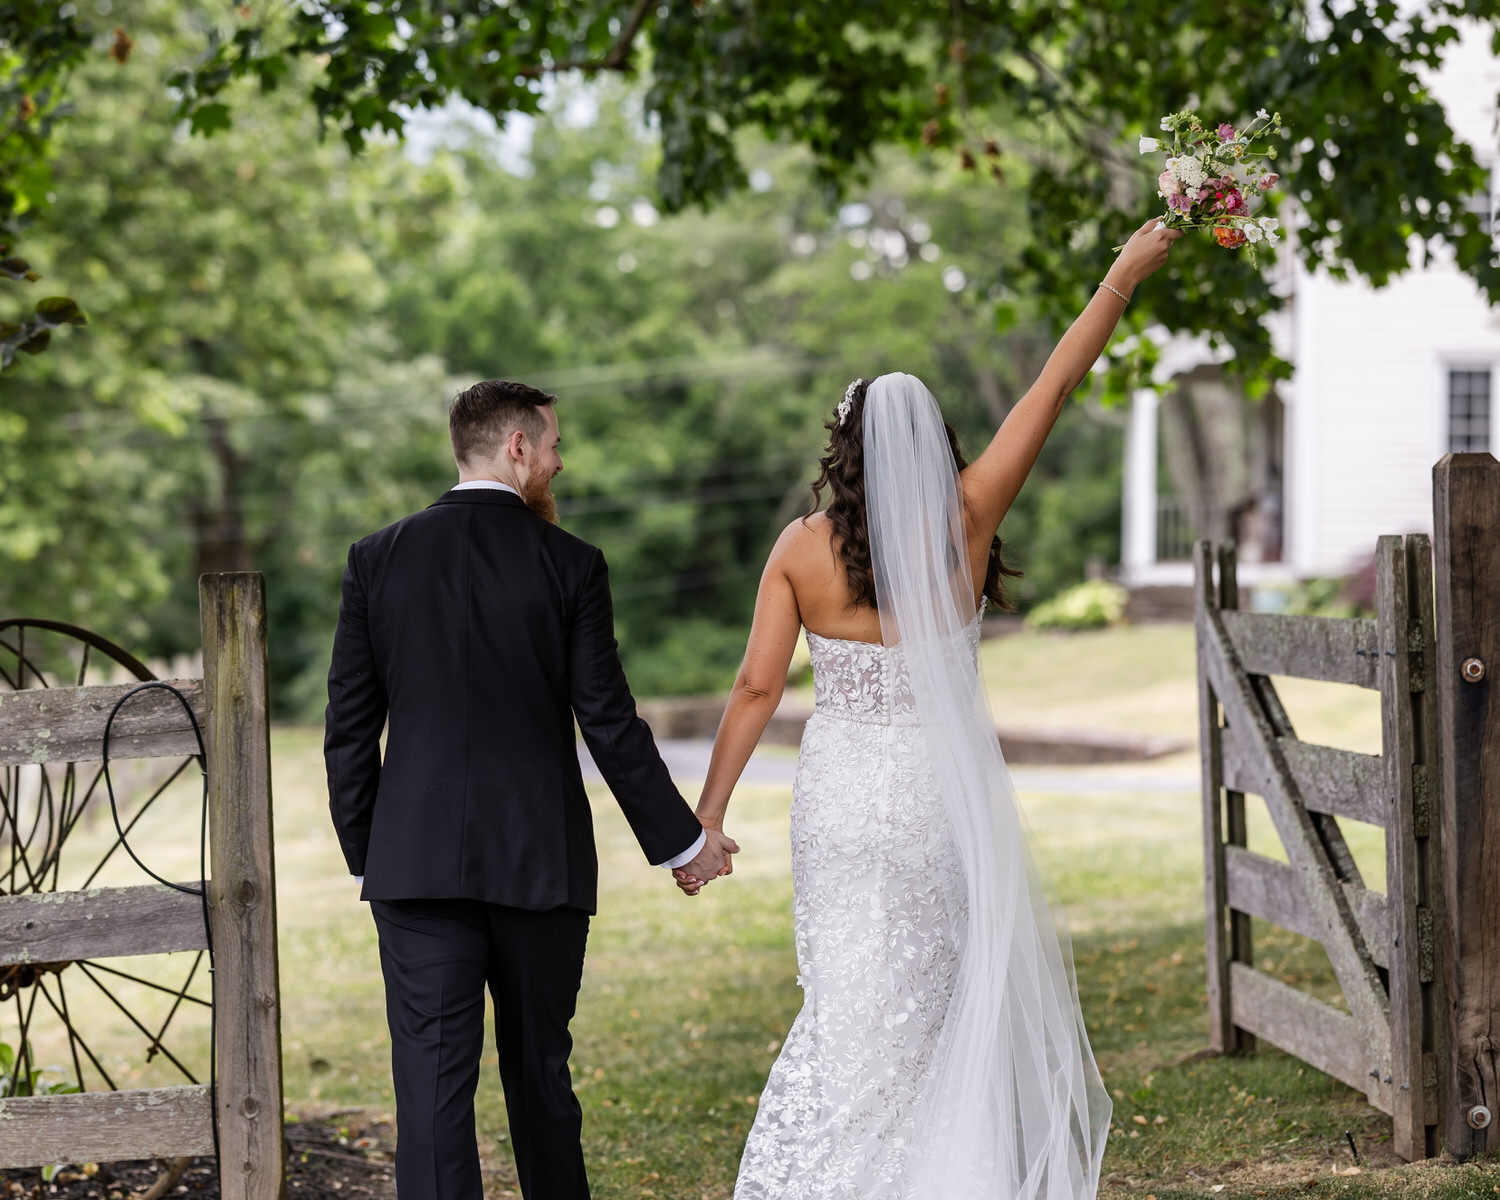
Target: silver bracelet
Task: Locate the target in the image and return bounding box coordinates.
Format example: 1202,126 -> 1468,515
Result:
1098,280 -> 1131,305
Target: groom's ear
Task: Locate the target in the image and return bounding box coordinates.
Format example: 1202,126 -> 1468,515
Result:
504,427 -> 529,463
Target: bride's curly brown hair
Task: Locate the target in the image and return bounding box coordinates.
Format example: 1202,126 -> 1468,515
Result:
806,378 -> 1022,612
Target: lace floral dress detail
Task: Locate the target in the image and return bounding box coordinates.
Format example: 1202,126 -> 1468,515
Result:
734,605 -> 985,1199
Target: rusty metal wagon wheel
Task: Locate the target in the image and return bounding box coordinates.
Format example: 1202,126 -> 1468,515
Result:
0,619 -> 211,1102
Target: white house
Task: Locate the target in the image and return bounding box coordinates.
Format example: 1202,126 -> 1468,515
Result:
1120,19 -> 1499,592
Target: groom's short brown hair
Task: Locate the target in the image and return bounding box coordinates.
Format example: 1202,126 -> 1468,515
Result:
449,379 -> 557,467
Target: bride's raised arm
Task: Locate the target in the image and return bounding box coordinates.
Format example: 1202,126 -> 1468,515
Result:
959,218 -> 1181,541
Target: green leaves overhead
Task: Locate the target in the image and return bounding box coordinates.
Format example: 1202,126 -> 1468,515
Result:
0,257 -> 39,281
0,293 -> 86,369
8,0 -> 1500,388
0,2 -> 93,364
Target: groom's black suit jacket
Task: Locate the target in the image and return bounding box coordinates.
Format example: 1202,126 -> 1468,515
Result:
324,487 -> 702,913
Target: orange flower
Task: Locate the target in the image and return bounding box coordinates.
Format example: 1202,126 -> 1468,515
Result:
1214,224 -> 1248,249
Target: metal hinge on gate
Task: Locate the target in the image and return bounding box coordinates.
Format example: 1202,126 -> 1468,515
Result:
1412,765 -> 1431,838
1407,619 -> 1426,692
1422,1052 -> 1441,1121
1417,906 -> 1436,983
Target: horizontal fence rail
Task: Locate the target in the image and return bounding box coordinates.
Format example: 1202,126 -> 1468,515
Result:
1220,725 -> 1388,826
0,1086 -> 214,1164
1218,611 -> 1381,690
1227,963 -> 1377,1102
0,679 -> 206,765
0,882 -> 208,965
1223,845 -> 1391,968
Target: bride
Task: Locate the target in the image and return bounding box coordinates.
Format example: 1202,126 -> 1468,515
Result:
674,217 -> 1182,1199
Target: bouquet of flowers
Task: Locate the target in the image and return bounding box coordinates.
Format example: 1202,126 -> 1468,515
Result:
1137,109 -> 1285,254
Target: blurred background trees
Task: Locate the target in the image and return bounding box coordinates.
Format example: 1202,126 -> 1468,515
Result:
4,1 -> 1116,711
3,0 -> 1495,711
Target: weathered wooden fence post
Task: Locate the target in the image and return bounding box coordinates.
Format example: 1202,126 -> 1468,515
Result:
1376,533 -> 1444,1160
1432,453 -> 1500,1159
1196,542 -> 1254,1055
200,573 -> 286,1200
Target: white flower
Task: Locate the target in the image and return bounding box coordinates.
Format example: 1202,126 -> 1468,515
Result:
1173,155 -> 1207,188
1139,136 -> 1160,154
1266,230 -> 1282,245
1160,117 -> 1173,131
1258,216 -> 1280,232
1256,108 -> 1270,120
1244,223 -> 1264,243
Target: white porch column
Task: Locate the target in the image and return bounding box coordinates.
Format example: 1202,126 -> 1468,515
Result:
1121,387 -> 1159,586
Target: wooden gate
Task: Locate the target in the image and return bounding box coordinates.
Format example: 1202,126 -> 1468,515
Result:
1195,533 -> 1444,1161
0,574 -> 284,1200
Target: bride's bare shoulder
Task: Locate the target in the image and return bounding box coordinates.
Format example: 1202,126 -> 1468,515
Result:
768,512 -> 835,568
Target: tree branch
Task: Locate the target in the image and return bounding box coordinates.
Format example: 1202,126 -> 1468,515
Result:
516,0 -> 653,78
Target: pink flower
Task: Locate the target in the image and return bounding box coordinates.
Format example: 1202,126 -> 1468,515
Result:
1217,123 -> 1236,142
1158,169 -> 1183,196
1167,192 -> 1195,214
1259,172 -> 1280,190
1217,187 -> 1246,214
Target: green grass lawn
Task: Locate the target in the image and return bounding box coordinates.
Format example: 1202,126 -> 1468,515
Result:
16,623 -> 1497,1199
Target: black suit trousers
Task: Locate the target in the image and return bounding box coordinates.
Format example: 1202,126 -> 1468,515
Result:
370,899 -> 591,1200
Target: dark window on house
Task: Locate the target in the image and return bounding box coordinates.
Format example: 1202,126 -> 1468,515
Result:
1449,369 -> 1492,453
1466,189 -> 1495,236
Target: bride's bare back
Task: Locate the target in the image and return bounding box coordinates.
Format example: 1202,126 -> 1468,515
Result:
779,510 -> 991,645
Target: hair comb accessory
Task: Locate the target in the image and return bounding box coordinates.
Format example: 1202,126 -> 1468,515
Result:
837,378 -> 863,425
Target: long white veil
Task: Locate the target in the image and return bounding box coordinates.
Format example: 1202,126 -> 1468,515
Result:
862,373 -> 1111,1199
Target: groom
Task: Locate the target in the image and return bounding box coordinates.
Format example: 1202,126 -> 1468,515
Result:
324,378 -> 738,1200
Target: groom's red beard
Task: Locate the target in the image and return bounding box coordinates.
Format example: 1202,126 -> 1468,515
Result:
521,473 -> 559,525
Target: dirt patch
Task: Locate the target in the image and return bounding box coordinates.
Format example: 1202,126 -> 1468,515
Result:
0,1108 -> 397,1200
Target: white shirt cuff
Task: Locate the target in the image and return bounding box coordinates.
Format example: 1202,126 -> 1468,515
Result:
658,829 -> 706,870
352,875 -> 363,884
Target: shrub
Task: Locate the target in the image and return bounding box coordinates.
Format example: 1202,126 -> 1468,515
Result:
1023,579 -> 1127,632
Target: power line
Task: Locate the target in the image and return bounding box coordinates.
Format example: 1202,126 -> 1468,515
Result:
84,462 -> 813,535
58,351 -> 841,437
60,435 -> 818,516
115,478 -> 807,551
611,563 -> 765,602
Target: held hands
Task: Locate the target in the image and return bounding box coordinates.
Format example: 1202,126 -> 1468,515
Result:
1109,217 -> 1184,295
672,824 -> 739,898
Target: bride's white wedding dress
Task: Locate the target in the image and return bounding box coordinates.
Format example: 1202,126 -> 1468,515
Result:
733,373 -> 1110,1200
734,610 -> 983,1198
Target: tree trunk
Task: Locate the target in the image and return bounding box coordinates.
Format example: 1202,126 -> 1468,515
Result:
191,416 -> 252,579
1158,364 -> 1283,563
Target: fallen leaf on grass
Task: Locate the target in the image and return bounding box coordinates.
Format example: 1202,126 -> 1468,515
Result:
1332,1165 -> 1362,1175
